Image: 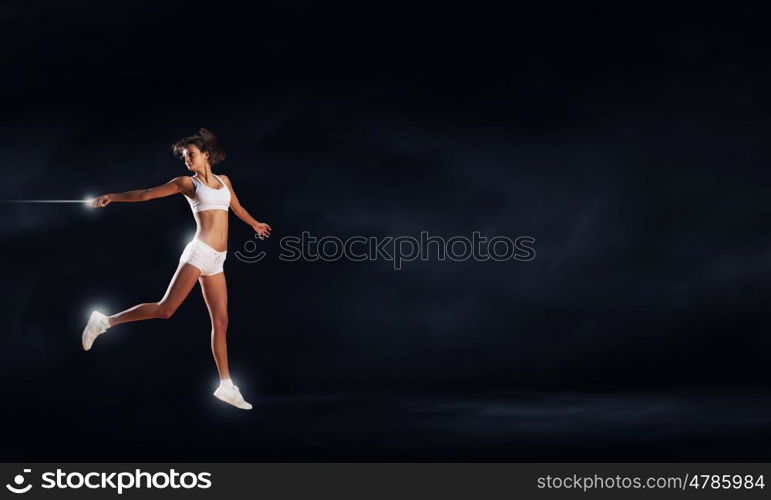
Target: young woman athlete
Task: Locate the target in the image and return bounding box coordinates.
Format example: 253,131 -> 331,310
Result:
80,128 -> 271,410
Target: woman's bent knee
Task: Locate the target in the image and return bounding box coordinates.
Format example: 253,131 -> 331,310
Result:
156,302 -> 176,319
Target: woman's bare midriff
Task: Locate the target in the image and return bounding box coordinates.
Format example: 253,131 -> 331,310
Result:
193,209 -> 229,252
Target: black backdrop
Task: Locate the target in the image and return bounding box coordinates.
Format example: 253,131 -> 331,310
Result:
2,1 -> 771,460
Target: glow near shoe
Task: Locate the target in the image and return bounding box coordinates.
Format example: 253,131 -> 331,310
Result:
82,310 -> 109,351
213,384 -> 253,410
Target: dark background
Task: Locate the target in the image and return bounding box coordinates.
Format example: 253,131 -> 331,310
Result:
2,1 -> 771,461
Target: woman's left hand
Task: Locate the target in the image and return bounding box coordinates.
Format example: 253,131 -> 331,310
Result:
253,221 -> 272,239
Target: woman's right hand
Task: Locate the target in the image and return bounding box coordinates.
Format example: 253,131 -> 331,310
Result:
91,194 -> 112,207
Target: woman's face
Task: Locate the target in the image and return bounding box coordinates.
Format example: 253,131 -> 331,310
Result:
181,144 -> 209,171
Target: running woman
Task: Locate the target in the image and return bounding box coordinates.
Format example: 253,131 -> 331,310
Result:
81,127 -> 271,410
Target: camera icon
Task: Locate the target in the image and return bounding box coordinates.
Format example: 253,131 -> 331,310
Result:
5,469 -> 32,494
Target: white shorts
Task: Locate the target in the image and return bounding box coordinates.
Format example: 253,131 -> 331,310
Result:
179,238 -> 227,276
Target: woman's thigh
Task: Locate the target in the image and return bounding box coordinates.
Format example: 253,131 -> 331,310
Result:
199,272 -> 228,324
158,261 -> 202,310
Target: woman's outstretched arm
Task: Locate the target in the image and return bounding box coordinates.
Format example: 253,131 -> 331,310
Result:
91,177 -> 190,207
220,174 -> 271,238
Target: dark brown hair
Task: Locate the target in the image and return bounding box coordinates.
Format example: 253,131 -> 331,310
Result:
172,127 -> 226,165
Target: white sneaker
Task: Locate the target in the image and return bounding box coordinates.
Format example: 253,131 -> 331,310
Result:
82,310 -> 109,351
213,384 -> 253,410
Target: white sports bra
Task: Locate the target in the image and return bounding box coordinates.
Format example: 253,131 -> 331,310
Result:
184,174 -> 231,213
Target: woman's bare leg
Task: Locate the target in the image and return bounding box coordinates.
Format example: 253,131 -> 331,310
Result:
106,262 -> 202,327
199,271 -> 230,380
